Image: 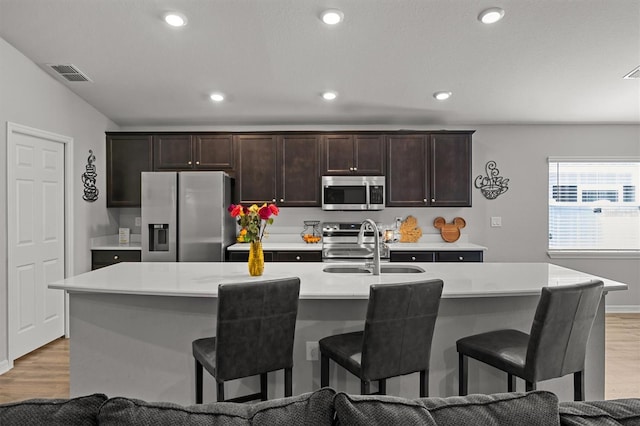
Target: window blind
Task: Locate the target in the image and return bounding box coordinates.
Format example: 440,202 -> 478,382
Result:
548,161 -> 640,251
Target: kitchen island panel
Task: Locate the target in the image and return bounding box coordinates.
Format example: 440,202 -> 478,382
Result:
67,288 -> 605,404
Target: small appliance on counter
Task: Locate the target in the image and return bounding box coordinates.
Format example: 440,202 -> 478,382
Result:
141,171 -> 235,262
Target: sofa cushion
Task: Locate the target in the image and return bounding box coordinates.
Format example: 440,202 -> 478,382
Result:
559,399 -> 640,425
421,391 -> 560,426
97,387 -> 335,426
334,391 -> 560,426
334,393 -> 438,426
0,393 -> 107,426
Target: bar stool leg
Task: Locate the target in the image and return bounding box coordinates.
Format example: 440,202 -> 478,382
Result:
260,373 -> 268,401
459,353 -> 468,396
320,353 -> 330,388
195,360 -> 203,404
378,379 -> 386,395
284,367 -> 292,397
525,381 -> 536,392
420,370 -> 429,397
508,374 -> 516,392
361,380 -> 370,395
574,371 -> 585,401
217,381 -> 225,402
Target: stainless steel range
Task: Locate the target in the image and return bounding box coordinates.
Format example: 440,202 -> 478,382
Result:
321,221 -> 389,262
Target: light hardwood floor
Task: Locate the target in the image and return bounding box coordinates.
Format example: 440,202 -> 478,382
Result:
0,314 -> 638,404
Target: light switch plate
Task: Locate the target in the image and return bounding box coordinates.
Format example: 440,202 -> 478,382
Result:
491,217 -> 502,227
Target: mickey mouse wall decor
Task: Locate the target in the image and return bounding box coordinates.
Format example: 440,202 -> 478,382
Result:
475,160 -> 509,200
434,217 -> 466,243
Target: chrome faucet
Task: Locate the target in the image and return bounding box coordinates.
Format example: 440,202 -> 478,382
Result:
358,219 -> 381,275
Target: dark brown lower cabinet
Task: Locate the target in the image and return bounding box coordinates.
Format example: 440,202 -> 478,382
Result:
390,250 -> 483,262
91,250 -> 141,270
226,250 -> 321,262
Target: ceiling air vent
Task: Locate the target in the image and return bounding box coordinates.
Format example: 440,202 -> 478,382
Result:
47,64 -> 92,82
623,66 -> 640,79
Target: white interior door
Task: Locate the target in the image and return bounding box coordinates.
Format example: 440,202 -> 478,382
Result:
7,124 -> 68,361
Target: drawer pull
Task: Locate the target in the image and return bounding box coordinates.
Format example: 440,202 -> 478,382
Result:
113,255 -> 119,260
458,256 -> 464,261
295,256 -> 301,261
411,256 -> 416,261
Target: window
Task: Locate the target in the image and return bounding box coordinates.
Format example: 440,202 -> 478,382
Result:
548,159 -> 640,255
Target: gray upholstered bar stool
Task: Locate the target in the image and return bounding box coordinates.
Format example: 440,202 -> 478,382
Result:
192,277 -> 300,403
456,280 -> 604,401
319,279 -> 444,396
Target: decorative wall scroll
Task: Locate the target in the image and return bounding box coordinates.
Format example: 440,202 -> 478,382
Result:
82,149 -> 99,202
475,161 -> 509,200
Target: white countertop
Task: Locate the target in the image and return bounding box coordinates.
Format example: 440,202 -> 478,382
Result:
50,262 -> 626,299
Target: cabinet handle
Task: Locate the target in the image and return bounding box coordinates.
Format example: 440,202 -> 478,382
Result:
113,255 -> 119,260
349,167 -> 353,171
411,256 -> 416,261
295,256 -> 301,261
458,256 -> 464,261
423,198 -> 427,203
272,199 -> 276,202
353,167 -> 357,171
188,161 -> 192,165
195,161 -> 200,165
280,198 -> 284,202
432,198 -> 436,202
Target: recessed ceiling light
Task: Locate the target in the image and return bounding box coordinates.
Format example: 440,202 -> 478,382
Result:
321,9 -> 344,25
478,7 -> 505,24
210,93 -> 224,102
164,12 -> 187,27
322,91 -> 338,101
433,91 -> 452,101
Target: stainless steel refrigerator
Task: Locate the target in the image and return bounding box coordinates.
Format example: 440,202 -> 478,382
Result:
141,171 -> 235,262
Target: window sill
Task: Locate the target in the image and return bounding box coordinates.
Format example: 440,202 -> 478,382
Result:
547,250 -> 640,259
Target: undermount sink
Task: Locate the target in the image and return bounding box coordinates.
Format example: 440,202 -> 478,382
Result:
323,265 -> 425,274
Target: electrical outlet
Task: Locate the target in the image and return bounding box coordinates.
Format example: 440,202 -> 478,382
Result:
490,216 -> 502,227
135,217 -> 141,227
306,341 -> 319,361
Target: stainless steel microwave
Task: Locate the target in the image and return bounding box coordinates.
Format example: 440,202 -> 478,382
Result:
321,176 -> 385,210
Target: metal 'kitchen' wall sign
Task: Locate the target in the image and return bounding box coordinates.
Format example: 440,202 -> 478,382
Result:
475,160 -> 509,199
82,150 -> 99,202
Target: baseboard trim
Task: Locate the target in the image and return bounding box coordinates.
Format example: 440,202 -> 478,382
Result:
606,305 -> 640,314
0,359 -> 10,375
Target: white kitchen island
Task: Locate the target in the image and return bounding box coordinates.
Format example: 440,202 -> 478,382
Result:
50,262 -> 627,405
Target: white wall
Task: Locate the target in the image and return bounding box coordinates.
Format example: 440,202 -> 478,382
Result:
0,37 -> 118,367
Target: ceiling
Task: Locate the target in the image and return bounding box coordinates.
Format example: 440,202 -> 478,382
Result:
1,0 -> 639,127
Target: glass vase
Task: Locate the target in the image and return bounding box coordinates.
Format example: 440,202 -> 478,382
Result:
248,241 -> 264,276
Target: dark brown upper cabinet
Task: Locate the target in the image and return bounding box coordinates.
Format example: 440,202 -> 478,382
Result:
236,134 -> 279,204
387,131 -> 473,207
386,134 -> 428,207
429,132 -> 472,207
321,134 -> 385,175
153,134 -> 234,171
236,134 -> 320,206
106,134 -> 153,207
277,134 -> 321,206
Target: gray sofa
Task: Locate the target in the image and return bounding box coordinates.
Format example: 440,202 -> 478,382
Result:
1,388 -> 639,425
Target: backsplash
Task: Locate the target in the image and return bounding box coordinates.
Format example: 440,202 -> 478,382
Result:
113,206 -> 475,240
